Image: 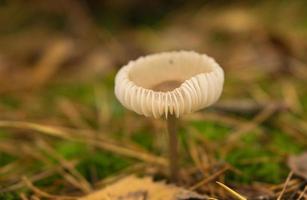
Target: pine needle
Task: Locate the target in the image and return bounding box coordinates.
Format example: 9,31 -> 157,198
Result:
216,181 -> 247,200
277,171 -> 293,200
297,185 -> 307,200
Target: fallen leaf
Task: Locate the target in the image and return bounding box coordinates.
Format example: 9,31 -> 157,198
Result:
79,175 -> 209,200
288,152 -> 307,180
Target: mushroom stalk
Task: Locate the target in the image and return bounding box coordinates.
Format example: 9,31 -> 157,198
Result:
167,114 -> 179,182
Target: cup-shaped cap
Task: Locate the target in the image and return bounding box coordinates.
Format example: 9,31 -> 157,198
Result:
115,51 -> 224,118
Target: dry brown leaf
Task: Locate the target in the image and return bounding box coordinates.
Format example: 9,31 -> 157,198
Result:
79,175 -> 209,200
288,152 -> 307,180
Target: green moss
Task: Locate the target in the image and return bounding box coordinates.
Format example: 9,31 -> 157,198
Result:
191,121 -> 230,140
224,128 -> 304,184
0,192 -> 20,200
270,130 -> 304,154
0,152 -> 16,166
77,151 -> 132,181
44,82 -> 94,106
54,140 -> 132,181
34,174 -> 63,188
0,129 -> 10,139
225,146 -> 285,183
55,141 -> 88,159
111,100 -> 125,118
300,93 -> 307,112
131,130 -> 155,151
226,158 -> 286,184
0,95 -> 21,109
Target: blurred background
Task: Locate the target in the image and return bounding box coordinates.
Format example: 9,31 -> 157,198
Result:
0,0 -> 306,199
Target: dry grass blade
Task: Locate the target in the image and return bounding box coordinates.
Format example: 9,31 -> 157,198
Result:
0,161 -> 18,174
297,185 -> 306,200
19,193 -> 29,200
0,120 -> 167,166
0,121 -> 72,138
277,171 -> 293,200
270,179 -> 300,191
278,122 -> 307,146
216,181 -> 247,200
231,103 -> 277,140
88,137 -> 167,166
190,166 -> 230,190
185,112 -> 247,127
188,139 -> 207,176
37,140 -> 93,193
213,99 -> 271,114
222,103 -> 278,154
94,86 -> 111,128
30,195 -> 40,200
0,161 -> 78,193
282,81 -> 302,113
57,98 -> 91,129
22,176 -> 76,200
30,39 -> 73,88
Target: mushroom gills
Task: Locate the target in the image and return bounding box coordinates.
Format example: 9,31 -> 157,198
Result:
151,80 -> 183,92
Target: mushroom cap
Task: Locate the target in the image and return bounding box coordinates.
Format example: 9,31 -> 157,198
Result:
115,51 -> 224,118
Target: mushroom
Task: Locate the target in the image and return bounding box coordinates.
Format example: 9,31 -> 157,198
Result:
115,51 -> 224,182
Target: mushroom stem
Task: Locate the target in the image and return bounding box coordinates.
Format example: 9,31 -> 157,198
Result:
167,114 -> 179,183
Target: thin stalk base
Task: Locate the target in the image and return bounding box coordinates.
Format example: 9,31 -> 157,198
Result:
167,115 -> 179,183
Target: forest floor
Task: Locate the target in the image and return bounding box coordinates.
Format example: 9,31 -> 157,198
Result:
0,1 -> 306,199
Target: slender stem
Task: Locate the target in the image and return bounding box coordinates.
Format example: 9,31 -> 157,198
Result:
167,114 -> 179,183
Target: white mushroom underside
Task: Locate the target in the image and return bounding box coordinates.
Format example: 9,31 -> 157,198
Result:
115,51 -> 224,118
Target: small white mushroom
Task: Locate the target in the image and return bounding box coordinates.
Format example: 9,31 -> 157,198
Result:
114,51 -> 224,182
115,51 -> 224,119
